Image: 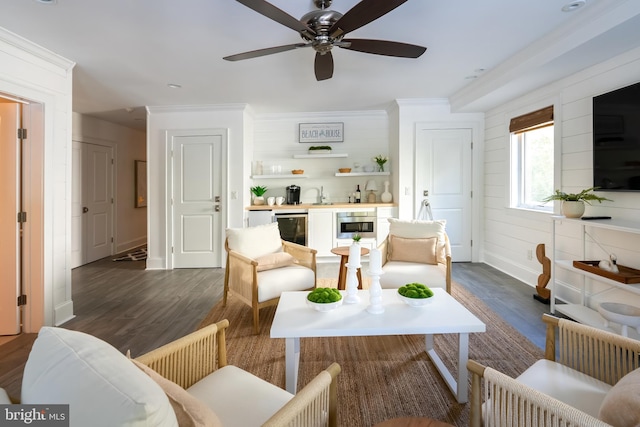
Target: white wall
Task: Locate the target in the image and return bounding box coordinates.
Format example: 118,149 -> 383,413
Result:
72,113 -> 147,253
253,111 -> 389,205
483,46 -> 640,302
0,27 -> 75,329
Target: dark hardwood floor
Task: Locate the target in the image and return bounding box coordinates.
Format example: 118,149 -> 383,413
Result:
0,253 -> 554,402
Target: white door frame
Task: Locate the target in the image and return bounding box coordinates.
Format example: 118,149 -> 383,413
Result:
415,121 -> 484,263
165,129 -> 228,269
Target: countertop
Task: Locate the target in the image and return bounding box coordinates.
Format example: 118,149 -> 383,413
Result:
246,202 -> 396,210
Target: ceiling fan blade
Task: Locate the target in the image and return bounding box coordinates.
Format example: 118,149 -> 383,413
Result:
329,0 -> 407,38
341,39 -> 426,58
314,52 -> 334,81
235,0 -> 315,36
224,43 -> 309,61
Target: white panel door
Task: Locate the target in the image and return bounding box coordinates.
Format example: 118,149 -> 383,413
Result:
416,129 -> 472,261
72,142 -> 114,265
0,103 -> 20,335
172,134 -> 222,268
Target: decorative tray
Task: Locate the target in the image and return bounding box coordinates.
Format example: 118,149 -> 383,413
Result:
573,260 -> 640,284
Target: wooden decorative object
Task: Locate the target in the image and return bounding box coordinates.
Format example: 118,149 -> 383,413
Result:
534,243 -> 551,303
573,261 -> 640,284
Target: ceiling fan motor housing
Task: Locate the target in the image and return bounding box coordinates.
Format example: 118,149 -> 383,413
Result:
300,9 -> 343,53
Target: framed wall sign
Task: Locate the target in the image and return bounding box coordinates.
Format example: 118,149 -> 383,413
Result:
299,122 -> 344,143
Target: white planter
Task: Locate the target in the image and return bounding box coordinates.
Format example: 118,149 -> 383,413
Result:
561,200 -> 585,218
253,196 -> 265,205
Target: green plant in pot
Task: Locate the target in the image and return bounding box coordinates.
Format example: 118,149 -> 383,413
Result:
250,185 -> 268,205
542,187 -> 612,218
352,233 -> 362,243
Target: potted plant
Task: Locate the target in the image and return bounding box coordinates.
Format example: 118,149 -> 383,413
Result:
542,187 -> 612,218
250,185 -> 268,205
308,145 -> 332,154
352,233 -> 362,243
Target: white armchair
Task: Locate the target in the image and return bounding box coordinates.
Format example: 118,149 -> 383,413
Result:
377,218 -> 452,293
468,314 -> 640,427
224,222 -> 317,333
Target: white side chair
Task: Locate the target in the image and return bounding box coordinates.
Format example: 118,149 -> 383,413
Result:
377,218 -> 452,293
224,222 -> 317,334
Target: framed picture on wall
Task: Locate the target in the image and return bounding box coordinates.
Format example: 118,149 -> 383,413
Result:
299,122 -> 344,143
135,160 -> 147,208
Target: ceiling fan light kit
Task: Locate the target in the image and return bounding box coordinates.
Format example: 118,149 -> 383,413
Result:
224,0 -> 427,81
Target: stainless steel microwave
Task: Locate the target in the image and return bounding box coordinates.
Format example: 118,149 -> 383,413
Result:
336,211 -> 376,239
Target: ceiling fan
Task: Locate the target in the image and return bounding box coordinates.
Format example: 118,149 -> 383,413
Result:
223,0 -> 427,81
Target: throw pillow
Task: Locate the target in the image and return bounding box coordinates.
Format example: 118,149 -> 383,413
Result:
388,235 -> 438,264
226,222 -> 282,260
598,367 -> 640,426
131,359 -> 222,427
388,218 -> 447,263
255,252 -> 295,271
21,327 -> 178,427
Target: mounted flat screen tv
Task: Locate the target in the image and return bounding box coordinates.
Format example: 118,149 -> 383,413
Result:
593,81 -> 640,191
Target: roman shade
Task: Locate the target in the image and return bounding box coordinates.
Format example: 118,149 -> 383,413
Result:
509,105 -> 554,133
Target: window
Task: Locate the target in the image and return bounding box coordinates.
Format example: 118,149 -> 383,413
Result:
509,106 -> 554,211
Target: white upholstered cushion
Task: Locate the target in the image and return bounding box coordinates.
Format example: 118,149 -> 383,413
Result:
0,388 -> 11,404
516,360 -> 611,418
226,222 -> 282,259
380,261 -> 447,290
187,365 -> 293,427
257,265 -> 315,302
598,367 -> 640,426
388,218 -> 447,263
21,327 -> 178,427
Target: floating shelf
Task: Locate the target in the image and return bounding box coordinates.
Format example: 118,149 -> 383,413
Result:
293,153 -> 348,159
251,174 -> 308,179
335,172 -> 390,177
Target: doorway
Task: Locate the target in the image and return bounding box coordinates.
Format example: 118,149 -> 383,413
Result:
416,128 -> 473,261
71,140 -> 115,268
0,95 -> 45,336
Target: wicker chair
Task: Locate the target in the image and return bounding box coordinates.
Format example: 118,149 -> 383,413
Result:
137,319 -> 341,427
468,314 -> 640,427
377,219 -> 452,293
224,223 -> 317,334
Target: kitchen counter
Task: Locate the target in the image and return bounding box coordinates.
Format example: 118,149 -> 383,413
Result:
246,202 -> 396,210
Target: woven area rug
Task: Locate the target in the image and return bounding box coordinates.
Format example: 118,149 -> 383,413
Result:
198,280 -> 544,426
112,247 -> 147,261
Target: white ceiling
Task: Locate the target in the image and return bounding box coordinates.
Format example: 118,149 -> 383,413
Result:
1,0 -> 639,131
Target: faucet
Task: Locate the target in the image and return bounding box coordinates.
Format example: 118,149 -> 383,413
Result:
320,186 -> 327,204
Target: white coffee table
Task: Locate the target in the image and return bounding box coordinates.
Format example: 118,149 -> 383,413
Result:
270,288 -> 486,403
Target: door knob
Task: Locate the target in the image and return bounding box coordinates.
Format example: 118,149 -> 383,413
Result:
83,207 -> 89,213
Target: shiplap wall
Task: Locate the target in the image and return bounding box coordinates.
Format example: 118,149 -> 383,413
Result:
253,111 -> 390,204
483,46 -> 640,307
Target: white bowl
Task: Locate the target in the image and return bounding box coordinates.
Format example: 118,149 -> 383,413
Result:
598,302 -> 640,327
306,298 -> 343,312
398,292 -> 433,307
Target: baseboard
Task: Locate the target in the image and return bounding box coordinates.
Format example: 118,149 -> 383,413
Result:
54,301 -> 75,326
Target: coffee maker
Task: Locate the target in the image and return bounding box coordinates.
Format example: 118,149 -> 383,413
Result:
286,185 -> 301,205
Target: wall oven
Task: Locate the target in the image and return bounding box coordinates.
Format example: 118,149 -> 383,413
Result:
336,211 -> 376,239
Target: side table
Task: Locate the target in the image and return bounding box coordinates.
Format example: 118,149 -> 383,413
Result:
330,246 -> 370,290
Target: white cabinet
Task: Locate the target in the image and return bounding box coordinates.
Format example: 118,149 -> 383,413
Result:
335,238 -> 376,252
551,216 -> 640,338
308,209 -> 335,257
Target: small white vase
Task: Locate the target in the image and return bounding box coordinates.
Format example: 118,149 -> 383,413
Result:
381,181 -> 392,203
253,196 -> 265,205
561,200 -> 585,218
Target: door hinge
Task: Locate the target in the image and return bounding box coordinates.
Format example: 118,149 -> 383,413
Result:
17,212 -> 27,223
471,240 -> 473,247
17,128 -> 27,139
111,237 -> 114,243
17,294 -> 27,306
